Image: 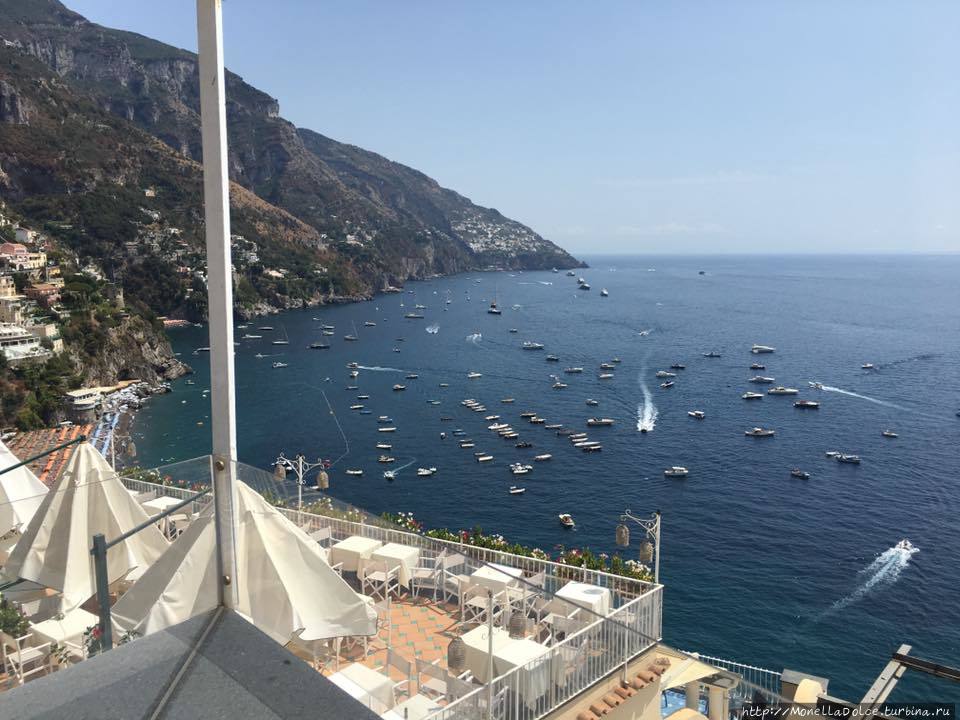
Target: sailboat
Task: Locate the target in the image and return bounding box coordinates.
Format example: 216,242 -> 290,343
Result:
344,321 -> 359,341
271,325 -> 290,345
488,285 -> 502,315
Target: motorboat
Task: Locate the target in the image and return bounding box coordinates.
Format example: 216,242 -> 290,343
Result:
687,410 -> 706,419
349,404 -> 364,410
319,325 -> 335,331
751,345 -> 776,354
750,363 -> 765,370
345,469 -> 363,476
600,362 -> 616,370
655,371 -> 676,378
510,463 -> 532,475
564,367 -> 584,374
417,467 -> 438,477
309,342 -> 330,349
611,358 -> 622,364
509,486 -> 526,495
476,454 -> 494,462
522,341 -> 545,350
586,418 -> 615,426
515,441 -> 533,449
745,427 -> 775,437
559,513 -> 576,528
258,326 -> 274,331
862,363 -> 875,370
272,362 -> 288,368
566,270 -> 576,277
439,382 -> 449,387
749,376 -> 775,383
578,282 -> 591,291
794,400 -> 820,408
767,387 -> 799,395
552,382 -> 568,389
670,364 -> 686,370
487,301 -> 502,315
376,443 -> 392,450
347,362 -> 359,369
586,399 -> 599,406
364,321 -> 377,327
600,288 -> 609,297
599,373 -> 614,380
383,470 -> 396,481
703,351 -> 721,358
660,381 -> 674,389
881,430 -> 898,438
344,335 -> 358,341
509,328 -> 519,333
359,410 -> 372,415
896,539 -> 915,551
546,355 -> 560,362
529,417 -> 546,424
825,451 -> 841,458
808,382 -> 824,389
405,374 -> 419,380
664,466 -> 689,477
459,441 -> 476,448
241,333 -> 263,339
322,330 -> 335,336
520,411 -> 537,418
501,398 -> 515,403
467,372 -> 483,379
415,304 -> 426,310
377,415 -> 392,422
378,455 -> 395,463
404,313 -> 424,319
582,444 -> 603,452
428,400 -> 441,405
534,454 -> 552,461
544,424 -> 563,430
837,454 -> 861,464
485,415 -> 501,421
790,469 -> 810,480
378,427 -> 396,433
349,370 -> 360,378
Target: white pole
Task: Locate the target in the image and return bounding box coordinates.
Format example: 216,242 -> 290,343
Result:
196,0 -> 239,610
487,590 -> 494,720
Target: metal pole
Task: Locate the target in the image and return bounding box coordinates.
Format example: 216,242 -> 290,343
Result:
297,456 -> 304,511
487,589 -> 494,720
197,0 -> 239,610
0,435 -> 86,477
653,512 -> 661,585
91,533 -> 114,652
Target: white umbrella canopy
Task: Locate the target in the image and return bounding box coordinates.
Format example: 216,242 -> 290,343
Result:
0,439 -> 48,537
113,481 -> 376,645
2,442 -> 168,611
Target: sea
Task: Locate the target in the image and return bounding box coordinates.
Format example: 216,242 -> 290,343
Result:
133,254 -> 960,702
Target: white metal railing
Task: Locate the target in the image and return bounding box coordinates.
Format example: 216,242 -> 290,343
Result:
428,586 -> 663,720
680,651 -> 786,709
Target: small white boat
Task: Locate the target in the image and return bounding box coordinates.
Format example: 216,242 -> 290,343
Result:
600,288 -> 609,297
272,362 -> 288,368
808,381 -> 824,389
749,376 -> 775,384
484,415 -> 500,421
559,513 -> 575,528
586,399 -> 599,406
476,454 -> 494,462
510,463 -> 532,475
383,470 -> 396,480
790,468 -> 810,480
751,344 -> 776,354
509,486 -> 526,495
345,469 -> 363,476
241,334 -> 262,339
599,373 -> 614,380
881,429 -> 898,438
862,363 -> 875,370
670,363 -> 686,370
349,404 -> 364,410
564,367 -> 584,374
767,387 -> 799,395
794,400 -> 820,408
703,351 -> 721,358
522,341 -> 545,350
660,381 -> 674,388
664,466 -> 689,477
378,427 -> 396,433
896,539 -> 915,551
467,371 -> 483,379
825,450 -> 842,458
392,384 -> 406,391
534,454 -> 552,461
460,441 -> 476,448
745,427 -> 775,437
378,455 -> 395,463
552,382 -> 568,389
655,371 -> 676,378
586,418 -> 615,426
501,398 -> 515,403
376,443 -> 392,450
417,467 -> 438,477
750,363 -> 765,370
687,410 -> 705,419
837,454 -> 861,464
364,321 -> 376,327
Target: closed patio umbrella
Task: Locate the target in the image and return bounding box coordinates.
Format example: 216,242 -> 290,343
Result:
2,442 -> 168,611
112,481 -> 376,645
0,439 -> 49,538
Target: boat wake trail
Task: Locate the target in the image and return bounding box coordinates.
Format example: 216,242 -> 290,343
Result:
466,333 -> 482,345
356,365 -> 405,373
636,374 -> 658,433
392,459 -> 417,476
817,384 -> 909,411
819,542 -> 919,619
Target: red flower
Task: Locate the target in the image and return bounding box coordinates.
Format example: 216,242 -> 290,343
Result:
91,626 -> 102,639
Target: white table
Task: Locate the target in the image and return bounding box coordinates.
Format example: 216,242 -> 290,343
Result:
330,536 -> 383,573
460,625 -> 512,683
370,543 -> 420,588
555,582 -> 611,617
329,662 -> 395,713
470,563 -> 523,594
29,608 -> 99,646
382,694 -> 442,720
142,496 -> 182,513
495,637 -> 551,705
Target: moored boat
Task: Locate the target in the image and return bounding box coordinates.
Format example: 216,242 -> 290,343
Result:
559,513 -> 575,528
687,410 -> 705,419
664,466 -> 689,477
790,468 -> 810,480
745,427 -> 775,437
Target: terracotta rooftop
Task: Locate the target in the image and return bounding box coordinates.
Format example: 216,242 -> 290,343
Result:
4,424 -> 94,487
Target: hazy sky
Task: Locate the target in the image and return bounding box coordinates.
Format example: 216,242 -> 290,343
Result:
69,1 -> 958,254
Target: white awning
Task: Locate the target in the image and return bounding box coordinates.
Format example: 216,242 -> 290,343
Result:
112,481 -> 376,645
0,439 -> 48,537
2,443 -> 168,611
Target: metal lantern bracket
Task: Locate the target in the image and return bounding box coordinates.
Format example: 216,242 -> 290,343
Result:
616,509 -> 662,584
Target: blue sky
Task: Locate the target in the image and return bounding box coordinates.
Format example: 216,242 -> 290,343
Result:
69,1 -> 958,254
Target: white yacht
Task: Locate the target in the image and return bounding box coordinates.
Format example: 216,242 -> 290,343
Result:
881,429 -> 898,438
837,454 -> 861,464
586,418 -> 614,426
896,539 -> 915,551
767,387 -> 799,395
749,376 -> 775,383
510,463 -> 532,475
586,399 -> 599,406
794,400 -> 820,408
655,371 -> 676,378
508,486 -> 526,495
383,470 -> 397,480
416,467 -> 437,477
751,344 -> 776,354
534,454 -> 552,461
376,443 -> 392,450
272,361 -> 288,368
600,288 -> 609,297
345,469 -> 363,476
559,513 -> 575,528
467,371 -> 483,379
564,367 -> 584,374
660,381 -> 674,388
378,455 -> 395,463
599,373 -> 614,380
664,466 -> 689,477
522,341 -> 545,350
552,382 -> 568,389
862,363 -> 875,370
476,454 -> 494,462
687,410 -> 705,419
745,427 -> 775,437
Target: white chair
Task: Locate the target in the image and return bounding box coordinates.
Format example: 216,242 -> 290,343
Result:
1,631 -> 51,685
440,554 -> 469,603
360,559 -> 400,600
376,649 -> 413,703
410,552 -> 444,601
460,584 -> 503,626
416,657 -> 452,700
309,526 -> 332,548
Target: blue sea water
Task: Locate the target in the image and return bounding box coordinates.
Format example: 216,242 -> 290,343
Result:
134,255 -> 960,702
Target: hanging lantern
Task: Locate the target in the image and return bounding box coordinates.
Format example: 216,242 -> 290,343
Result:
615,523 -> 630,547
274,462 -> 286,480
639,539 -> 654,563
316,470 -> 329,490
125,440 -> 137,459
447,636 -> 466,673
508,611 -> 526,639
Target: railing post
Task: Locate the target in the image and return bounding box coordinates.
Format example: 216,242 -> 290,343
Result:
91,533 -> 113,652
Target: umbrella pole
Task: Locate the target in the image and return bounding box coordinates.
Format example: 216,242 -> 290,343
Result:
197,0 -> 240,611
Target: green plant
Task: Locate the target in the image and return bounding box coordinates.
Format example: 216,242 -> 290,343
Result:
0,594 -> 29,637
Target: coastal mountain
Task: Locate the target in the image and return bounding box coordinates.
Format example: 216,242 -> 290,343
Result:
0,0 -> 580,320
